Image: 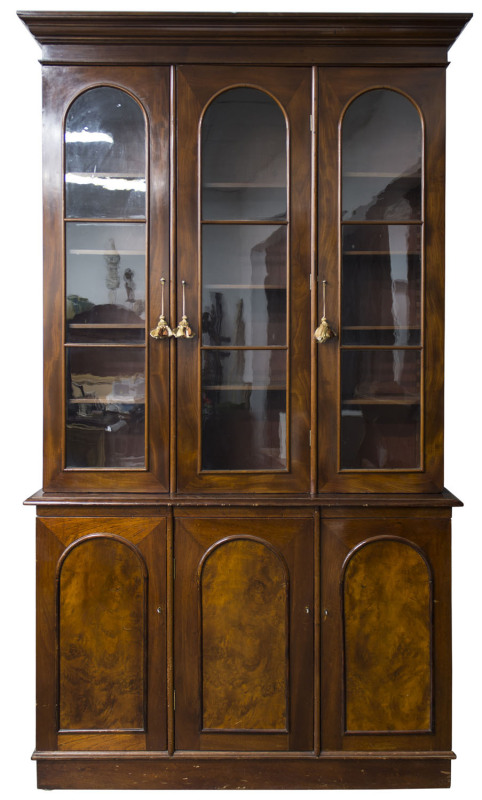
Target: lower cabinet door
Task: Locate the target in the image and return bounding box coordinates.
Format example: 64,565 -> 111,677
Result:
321,515 -> 452,753
174,512 -> 314,751
36,515 -> 167,752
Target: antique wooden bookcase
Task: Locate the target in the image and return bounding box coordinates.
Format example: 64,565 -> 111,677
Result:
19,11 -> 471,791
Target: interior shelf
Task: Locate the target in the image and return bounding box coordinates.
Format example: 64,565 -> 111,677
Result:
68,323 -> 145,329
343,396 -> 420,406
204,284 -> 286,290
343,171 -> 421,179
68,249 -> 145,255
203,182 -> 285,188
343,326 -> 421,330
66,172 -> 145,178
68,397 -> 145,405
204,384 -> 285,391
343,250 -> 420,256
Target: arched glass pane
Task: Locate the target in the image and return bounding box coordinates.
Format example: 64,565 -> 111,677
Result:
65,87 -> 146,219
340,90 -> 423,471
200,88 -> 289,472
342,90 -> 421,222
202,88 -> 287,221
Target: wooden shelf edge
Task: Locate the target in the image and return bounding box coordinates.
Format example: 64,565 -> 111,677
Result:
32,749 -> 456,761
24,488 -> 463,508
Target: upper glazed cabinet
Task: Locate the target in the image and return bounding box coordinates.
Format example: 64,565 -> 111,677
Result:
38,42 -> 454,495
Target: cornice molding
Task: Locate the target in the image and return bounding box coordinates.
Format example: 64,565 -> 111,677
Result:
18,12 -> 472,50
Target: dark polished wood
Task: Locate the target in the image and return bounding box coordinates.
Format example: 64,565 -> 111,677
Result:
321,515 -> 452,754
18,11 -> 471,50
36,517 -> 167,753
41,65 -> 170,493
317,67 -> 446,493
174,514 -> 314,752
26,489 -> 463,509
176,65 -> 311,494
21,10 -> 468,792
34,753 -> 454,790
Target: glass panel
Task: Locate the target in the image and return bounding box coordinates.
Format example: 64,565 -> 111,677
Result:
340,350 -> 421,469
66,347 -> 145,468
66,222 -> 146,343
202,349 -> 287,471
341,224 -> 421,345
342,90 -> 422,221
202,88 -> 287,221
202,225 -> 286,347
65,87 -> 146,219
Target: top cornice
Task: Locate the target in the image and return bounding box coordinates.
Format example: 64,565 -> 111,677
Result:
18,11 -> 472,50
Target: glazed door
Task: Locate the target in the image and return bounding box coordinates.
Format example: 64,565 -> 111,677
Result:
320,515 -> 452,754
36,515 -> 167,752
176,67 -> 312,493
317,68 -> 445,492
42,66 -> 170,491
174,512 -> 314,751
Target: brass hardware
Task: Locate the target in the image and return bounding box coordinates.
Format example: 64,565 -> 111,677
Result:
173,280 -> 195,338
304,606 -> 311,614
314,280 -> 336,343
150,278 -> 173,339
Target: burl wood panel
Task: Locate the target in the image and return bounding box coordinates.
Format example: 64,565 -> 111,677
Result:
343,538 -> 431,732
59,535 -> 146,730
201,539 -> 288,731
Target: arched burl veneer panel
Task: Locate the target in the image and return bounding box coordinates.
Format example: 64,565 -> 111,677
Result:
200,537 -> 289,731
58,534 -> 147,731
342,537 -> 432,733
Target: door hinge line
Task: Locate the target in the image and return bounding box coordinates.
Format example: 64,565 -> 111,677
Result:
309,113 -> 314,132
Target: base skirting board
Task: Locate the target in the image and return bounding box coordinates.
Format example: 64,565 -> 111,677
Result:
34,752 -> 455,790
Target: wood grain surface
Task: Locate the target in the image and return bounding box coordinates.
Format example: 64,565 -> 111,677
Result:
343,538 -> 431,733
201,538 -> 288,731
59,536 -> 146,731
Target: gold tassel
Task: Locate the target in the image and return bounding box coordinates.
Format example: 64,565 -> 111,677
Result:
173,315 -> 195,338
314,316 -> 336,344
150,314 -> 173,339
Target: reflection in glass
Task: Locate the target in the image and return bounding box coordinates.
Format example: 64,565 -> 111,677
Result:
66,347 -> 145,468
66,223 -> 146,343
202,349 -> 287,471
342,90 -> 422,221
202,88 -> 287,221
340,350 -> 421,469
202,225 -> 286,347
65,87 -> 146,219
341,225 -> 421,344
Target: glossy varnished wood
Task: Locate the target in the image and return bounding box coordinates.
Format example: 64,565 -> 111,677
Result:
174,513 -> 314,751
317,67 -> 446,493
34,753 -> 454,790
21,9 -> 469,791
41,65 -> 170,493
320,515 -> 451,753
58,535 -> 146,731
176,65 -> 311,494
343,538 -> 432,733
36,516 -> 168,753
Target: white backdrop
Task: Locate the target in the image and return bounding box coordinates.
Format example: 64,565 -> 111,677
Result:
1,1 -> 479,798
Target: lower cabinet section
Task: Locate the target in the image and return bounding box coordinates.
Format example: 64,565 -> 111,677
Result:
36,515 -> 167,753
320,514 -> 452,755
174,511 -> 314,751
34,504 -> 454,789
